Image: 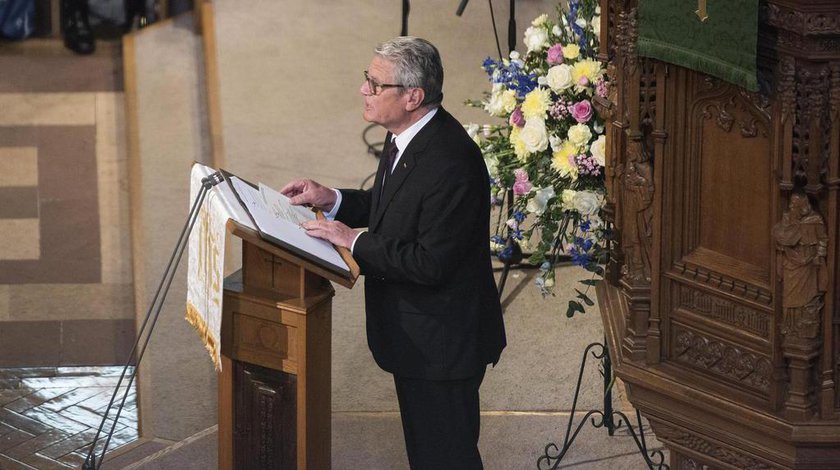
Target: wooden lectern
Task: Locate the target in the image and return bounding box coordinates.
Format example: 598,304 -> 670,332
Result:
598,0 -> 840,468
217,221 -> 357,470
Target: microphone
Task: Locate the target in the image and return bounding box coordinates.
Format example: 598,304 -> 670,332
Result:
456,0 -> 469,16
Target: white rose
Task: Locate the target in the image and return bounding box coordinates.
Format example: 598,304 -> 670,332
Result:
524,26 -> 549,53
575,18 -> 587,29
552,25 -> 562,36
591,135 -> 606,166
592,15 -> 601,37
567,123 -> 593,148
519,118 -> 549,154
509,51 -> 521,61
561,189 -> 577,211
546,64 -> 573,92
526,186 -> 556,216
573,190 -> 603,216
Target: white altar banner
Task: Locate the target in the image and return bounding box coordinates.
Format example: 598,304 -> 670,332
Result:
185,163 -> 254,370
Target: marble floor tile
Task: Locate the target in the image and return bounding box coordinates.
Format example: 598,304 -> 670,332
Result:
0,146 -> 38,187
0,93 -> 96,127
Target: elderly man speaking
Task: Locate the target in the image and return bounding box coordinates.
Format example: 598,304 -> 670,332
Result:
281,36 -> 506,469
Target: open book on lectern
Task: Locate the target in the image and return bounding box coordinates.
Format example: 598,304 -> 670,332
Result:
219,169 -> 357,282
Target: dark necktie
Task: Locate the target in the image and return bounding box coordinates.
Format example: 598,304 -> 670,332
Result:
381,142 -> 398,197
385,142 -> 398,175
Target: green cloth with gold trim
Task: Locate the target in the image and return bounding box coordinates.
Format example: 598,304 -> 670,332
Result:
638,0 -> 758,91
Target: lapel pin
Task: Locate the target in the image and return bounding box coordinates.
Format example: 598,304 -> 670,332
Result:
402,162 -> 407,168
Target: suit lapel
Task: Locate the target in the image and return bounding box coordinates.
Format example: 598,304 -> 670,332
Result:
369,108 -> 448,232
369,133 -> 393,220
370,151 -> 417,231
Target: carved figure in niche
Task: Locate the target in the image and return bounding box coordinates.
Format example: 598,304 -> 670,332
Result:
773,193 -> 828,340
621,140 -> 654,282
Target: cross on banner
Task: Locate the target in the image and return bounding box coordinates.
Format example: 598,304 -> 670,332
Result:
696,0 -> 709,22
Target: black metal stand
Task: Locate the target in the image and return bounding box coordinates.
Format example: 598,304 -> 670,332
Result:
537,341 -> 669,470
81,171 -> 224,470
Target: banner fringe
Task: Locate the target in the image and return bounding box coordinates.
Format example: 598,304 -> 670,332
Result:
186,302 -> 222,371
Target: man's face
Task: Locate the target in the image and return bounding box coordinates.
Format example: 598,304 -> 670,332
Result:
361,56 -> 410,132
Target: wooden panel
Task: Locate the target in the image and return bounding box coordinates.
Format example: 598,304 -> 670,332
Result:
233,361 -> 296,470
697,114 -> 772,275
233,312 -> 299,375
669,321 -> 772,397
680,74 -> 774,290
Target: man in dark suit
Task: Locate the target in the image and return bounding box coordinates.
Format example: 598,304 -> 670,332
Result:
281,36 -> 505,469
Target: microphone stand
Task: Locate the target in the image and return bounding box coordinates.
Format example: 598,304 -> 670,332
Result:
81,171 -> 225,470
507,0 -> 516,53
401,0 -> 410,36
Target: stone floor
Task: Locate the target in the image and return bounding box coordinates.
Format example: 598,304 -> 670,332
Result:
0,366 -> 138,469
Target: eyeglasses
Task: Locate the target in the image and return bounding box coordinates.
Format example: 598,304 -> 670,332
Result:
364,70 -> 404,96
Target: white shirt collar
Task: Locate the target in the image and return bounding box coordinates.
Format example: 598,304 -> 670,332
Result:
392,107 -> 439,158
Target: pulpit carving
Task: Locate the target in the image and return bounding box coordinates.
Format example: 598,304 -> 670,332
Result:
679,287 -> 770,338
652,422 -> 776,469
621,140 -> 654,283
599,0 -> 840,465
673,328 -> 771,393
766,4 -> 840,36
773,193 -> 828,419
795,64 -> 830,192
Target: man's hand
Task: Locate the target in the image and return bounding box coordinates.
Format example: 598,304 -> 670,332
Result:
280,179 -> 337,211
301,220 -> 358,249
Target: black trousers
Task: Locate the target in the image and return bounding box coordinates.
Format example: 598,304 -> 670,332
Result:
393,368 -> 486,470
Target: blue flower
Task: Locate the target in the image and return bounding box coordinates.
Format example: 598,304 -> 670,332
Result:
513,211 -> 526,223
482,57 -> 498,76
570,246 -> 591,267
490,235 -> 505,245
579,220 -> 591,232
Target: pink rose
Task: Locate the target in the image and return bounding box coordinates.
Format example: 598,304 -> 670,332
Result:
513,168 -> 532,195
509,106 -> 525,128
547,44 -> 564,65
570,100 -> 593,123
513,180 -> 532,196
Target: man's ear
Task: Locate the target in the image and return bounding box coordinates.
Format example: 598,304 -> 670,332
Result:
404,88 -> 425,112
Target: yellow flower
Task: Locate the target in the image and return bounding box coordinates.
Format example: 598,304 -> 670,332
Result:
521,88 -> 551,120
552,140 -> 579,179
572,59 -> 603,87
562,44 -> 580,60
510,126 -> 528,159
531,14 -> 549,26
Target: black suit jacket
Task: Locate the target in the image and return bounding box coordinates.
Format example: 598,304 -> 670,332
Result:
337,107 -> 506,380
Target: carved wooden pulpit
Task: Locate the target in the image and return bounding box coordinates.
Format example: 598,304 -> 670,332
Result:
598,0 -> 840,468
218,221 -> 356,470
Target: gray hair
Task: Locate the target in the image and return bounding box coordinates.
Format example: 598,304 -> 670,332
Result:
375,37 -> 444,108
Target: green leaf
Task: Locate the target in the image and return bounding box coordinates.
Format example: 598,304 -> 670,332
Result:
580,279 -> 600,287
567,300 -> 585,318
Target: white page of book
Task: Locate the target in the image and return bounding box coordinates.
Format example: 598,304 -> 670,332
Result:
230,176 -> 349,272
259,182 -> 316,225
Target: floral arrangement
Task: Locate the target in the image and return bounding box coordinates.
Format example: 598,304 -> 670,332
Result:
467,0 -> 608,317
